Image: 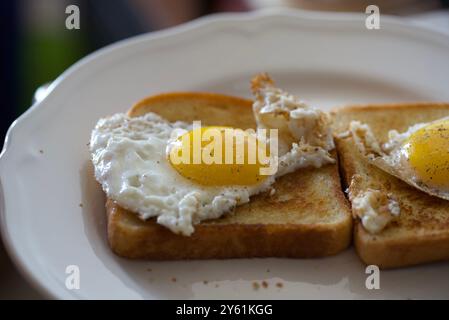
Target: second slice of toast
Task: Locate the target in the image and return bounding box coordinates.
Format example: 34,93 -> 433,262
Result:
333,103 -> 449,269
106,92 -> 352,259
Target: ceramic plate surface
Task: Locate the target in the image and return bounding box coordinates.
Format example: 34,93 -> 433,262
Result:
1,9 -> 449,299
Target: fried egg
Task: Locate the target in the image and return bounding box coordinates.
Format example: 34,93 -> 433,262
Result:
349,117 -> 449,200
90,74 -> 335,235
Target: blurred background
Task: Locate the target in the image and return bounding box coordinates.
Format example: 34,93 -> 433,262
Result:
1,0 -> 449,149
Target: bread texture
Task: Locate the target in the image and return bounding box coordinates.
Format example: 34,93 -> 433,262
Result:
105,92 -> 352,259
333,103 -> 449,269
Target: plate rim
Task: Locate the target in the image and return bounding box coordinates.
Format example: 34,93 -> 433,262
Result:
1,7 -> 449,299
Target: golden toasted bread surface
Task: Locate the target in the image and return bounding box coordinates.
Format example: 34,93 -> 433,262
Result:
333,103 -> 449,268
105,92 -> 352,259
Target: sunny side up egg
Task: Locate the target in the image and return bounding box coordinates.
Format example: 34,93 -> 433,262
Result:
90,75 -> 335,235
349,117 -> 449,200
90,113 -> 278,236
405,120 -> 449,190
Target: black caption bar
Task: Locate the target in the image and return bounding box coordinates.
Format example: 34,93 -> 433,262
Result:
0,300 -> 438,317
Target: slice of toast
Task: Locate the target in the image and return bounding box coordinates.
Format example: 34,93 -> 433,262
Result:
105,92 -> 352,259
333,103 -> 449,269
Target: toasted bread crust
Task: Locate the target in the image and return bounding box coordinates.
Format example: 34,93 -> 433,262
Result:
104,92 -> 352,259
334,102 -> 449,269
107,198 -> 351,259
354,223 -> 449,269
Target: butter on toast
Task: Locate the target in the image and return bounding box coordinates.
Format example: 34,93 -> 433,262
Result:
333,103 -> 449,269
105,92 -> 352,259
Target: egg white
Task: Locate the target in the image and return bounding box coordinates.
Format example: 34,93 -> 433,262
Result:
90,113 -> 276,236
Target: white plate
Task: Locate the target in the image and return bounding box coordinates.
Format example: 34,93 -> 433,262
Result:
2,8 -> 449,300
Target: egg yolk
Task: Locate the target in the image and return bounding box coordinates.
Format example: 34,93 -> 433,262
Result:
405,119 -> 449,188
168,126 -> 271,186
